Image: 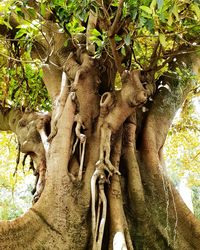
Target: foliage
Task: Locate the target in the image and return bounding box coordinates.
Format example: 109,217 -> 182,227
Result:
0,132 -> 34,220
0,0 -> 51,111
0,0 -> 199,108
164,94 -> 200,218
0,43 -> 51,110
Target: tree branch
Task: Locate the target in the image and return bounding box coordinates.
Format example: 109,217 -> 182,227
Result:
98,0 -> 125,74
109,0 -> 124,37
108,36 -> 124,74
0,52 -> 38,64
86,10 -> 98,55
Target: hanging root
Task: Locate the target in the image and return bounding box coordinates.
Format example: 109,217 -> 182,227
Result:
91,168 -> 104,235
29,159 -> 39,196
97,92 -> 120,176
91,167 -> 107,250
98,123 -> 120,176
31,171 -> 39,195
36,114 -> 51,154
32,159 -> 46,203
72,114 -> 87,181
96,181 -> 107,250
78,138 -> 86,181
21,154 -> 39,195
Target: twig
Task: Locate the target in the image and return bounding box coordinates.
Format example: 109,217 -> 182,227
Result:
97,0 -> 125,74
148,40 -> 160,68
0,52 -> 38,63
108,37 -> 124,74
100,0 -> 111,24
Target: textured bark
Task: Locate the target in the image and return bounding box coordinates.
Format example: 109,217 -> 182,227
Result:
0,57 -> 200,250
0,9 -> 200,250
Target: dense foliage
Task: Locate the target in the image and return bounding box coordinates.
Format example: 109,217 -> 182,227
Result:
0,0 -> 200,109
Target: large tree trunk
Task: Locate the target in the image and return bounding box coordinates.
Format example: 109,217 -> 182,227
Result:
0,51 -> 200,250
0,5 -> 200,249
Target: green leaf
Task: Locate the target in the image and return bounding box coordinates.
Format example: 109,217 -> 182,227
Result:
40,3 -> 47,16
15,29 -> 26,39
64,40 -> 68,47
157,0 -> 164,9
159,33 -> 167,47
89,36 -> 102,47
3,21 -> 12,30
74,26 -> 85,33
124,34 -> 131,45
172,4 -> 179,21
140,6 -> 152,15
114,35 -> 122,42
146,19 -> 154,33
191,3 -> 200,19
167,13 -> 173,26
90,29 -> 101,37
150,0 -> 157,11
26,6 -> 36,17
121,46 -> 126,56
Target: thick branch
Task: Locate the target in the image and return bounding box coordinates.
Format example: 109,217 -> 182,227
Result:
86,10 -> 98,55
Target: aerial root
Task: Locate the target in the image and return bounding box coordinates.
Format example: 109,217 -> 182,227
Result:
31,172 -> 39,195
78,137 -> 86,181
72,114 -> 86,181
99,123 -> 121,176
36,113 -> 51,154
91,168 -> 107,250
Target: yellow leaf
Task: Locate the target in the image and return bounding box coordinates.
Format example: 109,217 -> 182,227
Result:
159,33 -> 167,47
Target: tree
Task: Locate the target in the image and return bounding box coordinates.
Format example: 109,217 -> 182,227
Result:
164,95 -> 200,218
0,0 -> 200,249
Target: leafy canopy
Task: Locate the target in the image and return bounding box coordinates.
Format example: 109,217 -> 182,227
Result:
0,0 -> 200,110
